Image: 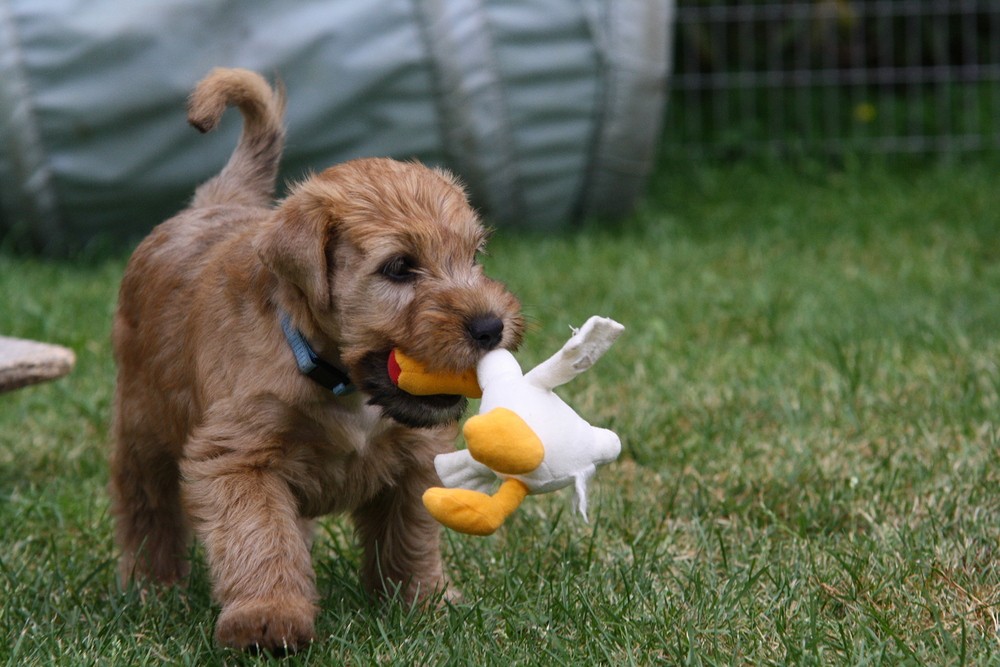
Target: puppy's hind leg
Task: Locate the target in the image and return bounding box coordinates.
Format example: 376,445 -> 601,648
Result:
353,442 -> 452,605
109,427 -> 190,587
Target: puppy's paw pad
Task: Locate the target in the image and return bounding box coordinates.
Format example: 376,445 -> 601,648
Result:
215,598 -> 316,654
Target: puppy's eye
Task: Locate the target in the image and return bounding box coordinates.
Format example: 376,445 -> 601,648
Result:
381,256 -> 418,282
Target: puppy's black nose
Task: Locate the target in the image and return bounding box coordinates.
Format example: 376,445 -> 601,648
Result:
467,315 -> 505,350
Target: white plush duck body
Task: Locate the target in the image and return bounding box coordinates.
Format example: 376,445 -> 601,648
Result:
393,316 -> 623,535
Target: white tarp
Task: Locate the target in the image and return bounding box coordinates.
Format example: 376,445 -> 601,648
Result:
0,0 -> 672,252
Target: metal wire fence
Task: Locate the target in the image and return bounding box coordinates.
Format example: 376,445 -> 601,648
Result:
665,0 -> 1000,156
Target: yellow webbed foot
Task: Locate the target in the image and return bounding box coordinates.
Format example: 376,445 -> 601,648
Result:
423,479 -> 529,536
389,349 -> 481,398
463,407 -> 545,475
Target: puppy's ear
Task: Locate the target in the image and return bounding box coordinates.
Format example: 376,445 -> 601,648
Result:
254,193 -> 335,306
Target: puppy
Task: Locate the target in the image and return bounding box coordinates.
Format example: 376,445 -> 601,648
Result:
109,68 -> 523,653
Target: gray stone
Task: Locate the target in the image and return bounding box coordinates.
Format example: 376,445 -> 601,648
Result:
0,336 -> 75,392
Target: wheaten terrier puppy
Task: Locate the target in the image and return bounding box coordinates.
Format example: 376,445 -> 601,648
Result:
109,67 -> 523,653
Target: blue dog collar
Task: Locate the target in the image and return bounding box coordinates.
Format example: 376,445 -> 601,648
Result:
279,311 -> 356,396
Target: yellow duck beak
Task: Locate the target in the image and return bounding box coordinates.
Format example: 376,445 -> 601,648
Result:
388,349 -> 482,398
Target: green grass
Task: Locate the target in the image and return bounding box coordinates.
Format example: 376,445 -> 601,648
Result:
667,82 -> 1000,156
2,156 -> 999,664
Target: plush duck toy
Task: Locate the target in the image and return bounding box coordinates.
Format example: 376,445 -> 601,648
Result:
388,316 -> 624,535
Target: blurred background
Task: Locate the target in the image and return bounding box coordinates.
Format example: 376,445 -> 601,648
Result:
669,0 -> 1000,156
0,0 -> 996,251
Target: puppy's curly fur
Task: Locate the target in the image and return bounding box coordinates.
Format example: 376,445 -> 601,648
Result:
109,68 -> 523,653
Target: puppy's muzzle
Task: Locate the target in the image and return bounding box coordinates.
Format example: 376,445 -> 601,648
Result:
358,313 -> 507,429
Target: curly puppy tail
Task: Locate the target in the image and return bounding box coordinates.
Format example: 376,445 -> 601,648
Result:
186,67 -> 287,209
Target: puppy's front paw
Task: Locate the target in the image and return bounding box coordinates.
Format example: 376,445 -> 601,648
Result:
215,597 -> 316,654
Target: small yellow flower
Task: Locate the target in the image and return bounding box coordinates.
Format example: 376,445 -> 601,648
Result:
854,102 -> 877,123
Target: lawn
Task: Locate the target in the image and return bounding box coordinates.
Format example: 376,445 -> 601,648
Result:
2,156 -> 999,664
